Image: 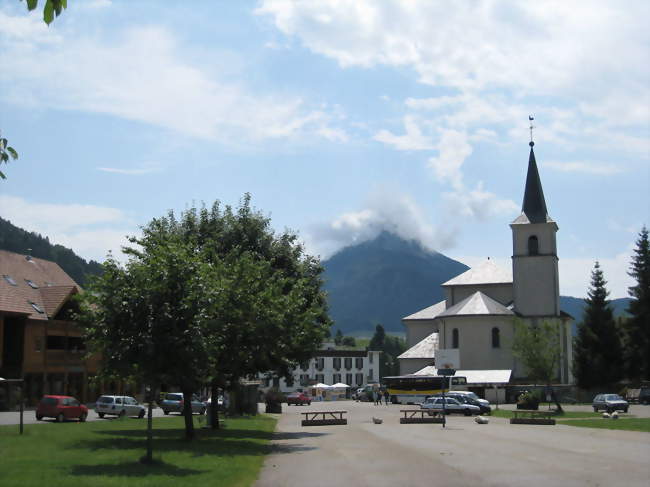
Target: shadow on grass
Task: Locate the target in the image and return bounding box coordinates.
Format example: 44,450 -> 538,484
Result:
69,461 -> 205,478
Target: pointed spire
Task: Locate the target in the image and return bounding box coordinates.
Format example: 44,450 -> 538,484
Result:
521,142 -> 550,223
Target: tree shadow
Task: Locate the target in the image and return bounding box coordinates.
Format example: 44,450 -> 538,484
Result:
271,431 -> 328,440
69,461 -> 204,478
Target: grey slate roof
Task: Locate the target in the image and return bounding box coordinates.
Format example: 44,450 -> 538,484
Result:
414,366 -> 512,384
442,259 -> 512,286
397,332 -> 438,359
402,300 -> 446,321
512,146 -> 553,224
437,291 -> 514,318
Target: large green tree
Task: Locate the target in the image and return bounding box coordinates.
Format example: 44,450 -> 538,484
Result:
369,324 -> 405,379
623,227 -> 650,381
511,318 -> 563,411
573,262 -> 623,388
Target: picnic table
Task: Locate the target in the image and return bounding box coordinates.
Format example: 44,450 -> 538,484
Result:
400,409 -> 444,424
510,409 -> 556,425
301,410 -> 347,426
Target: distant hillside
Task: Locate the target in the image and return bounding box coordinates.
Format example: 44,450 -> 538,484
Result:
0,217 -> 103,286
322,231 -> 469,334
321,232 -> 632,335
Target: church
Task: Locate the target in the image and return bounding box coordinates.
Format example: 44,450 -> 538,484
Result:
398,140 -> 574,386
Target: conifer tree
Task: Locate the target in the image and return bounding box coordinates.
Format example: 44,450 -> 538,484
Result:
623,226 -> 650,381
573,262 -> 623,388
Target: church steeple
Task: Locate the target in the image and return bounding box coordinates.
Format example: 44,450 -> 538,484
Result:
521,143 -> 550,224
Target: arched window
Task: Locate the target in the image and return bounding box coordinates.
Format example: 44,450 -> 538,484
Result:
528,235 -> 539,255
452,328 -> 459,349
492,327 -> 500,348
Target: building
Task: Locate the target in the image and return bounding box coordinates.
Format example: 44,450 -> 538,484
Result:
262,344 -> 381,396
399,141 -> 573,385
0,250 -> 99,406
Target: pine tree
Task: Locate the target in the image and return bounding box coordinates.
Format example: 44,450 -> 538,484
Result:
573,262 -> 623,388
623,226 -> 650,381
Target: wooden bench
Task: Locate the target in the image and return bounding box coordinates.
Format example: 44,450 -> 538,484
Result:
510,410 -> 556,425
400,409 -> 444,424
301,410 -> 347,426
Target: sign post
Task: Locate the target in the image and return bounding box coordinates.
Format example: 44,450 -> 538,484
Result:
437,368 -> 456,429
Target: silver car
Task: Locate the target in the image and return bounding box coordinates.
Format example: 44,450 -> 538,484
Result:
592,394 -> 629,413
420,396 -> 481,416
95,395 -> 146,418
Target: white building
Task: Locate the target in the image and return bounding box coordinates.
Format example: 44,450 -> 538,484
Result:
399,141 -> 574,384
262,344 -> 381,395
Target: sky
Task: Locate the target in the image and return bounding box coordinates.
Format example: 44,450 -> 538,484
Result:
0,0 -> 648,299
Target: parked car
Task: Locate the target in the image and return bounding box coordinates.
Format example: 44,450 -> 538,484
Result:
36,395 -> 88,422
420,396 -> 481,416
446,390 -> 490,409
432,392 -> 491,414
592,394 -> 629,413
160,393 -> 206,415
286,392 -> 311,405
95,395 -> 146,418
639,387 -> 650,405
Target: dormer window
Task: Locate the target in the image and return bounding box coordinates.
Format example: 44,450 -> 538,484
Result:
25,279 -> 39,289
528,235 -> 539,255
3,275 -> 17,286
29,301 -> 45,314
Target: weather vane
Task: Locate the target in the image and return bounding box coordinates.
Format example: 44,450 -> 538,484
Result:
529,115 -> 535,147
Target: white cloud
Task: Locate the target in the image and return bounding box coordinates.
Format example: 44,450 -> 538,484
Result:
442,182 -> 519,221
426,129 -> 472,189
543,161 -> 623,175
373,116 -> 434,151
0,14 -> 343,145
559,252 -> 634,299
0,195 -> 135,262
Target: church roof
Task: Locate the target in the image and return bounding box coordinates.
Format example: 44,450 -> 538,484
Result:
402,300 -> 446,321
437,291 -> 514,318
413,366 -> 512,384
442,259 -> 512,286
512,145 -> 553,225
397,332 -> 438,359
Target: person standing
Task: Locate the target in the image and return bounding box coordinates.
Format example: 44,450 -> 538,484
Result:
376,390 -> 383,405
384,390 -> 390,405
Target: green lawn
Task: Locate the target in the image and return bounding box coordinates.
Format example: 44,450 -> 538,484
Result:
558,418 -> 650,432
491,409 -> 601,419
0,415 -> 276,487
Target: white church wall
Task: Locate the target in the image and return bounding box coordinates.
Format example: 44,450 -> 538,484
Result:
404,320 -> 438,348
512,256 -> 560,316
399,358 -> 433,375
512,222 -> 558,256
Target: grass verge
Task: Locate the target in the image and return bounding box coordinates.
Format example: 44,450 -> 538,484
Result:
0,414 -> 276,487
490,409 -> 602,419
558,418 -> 650,433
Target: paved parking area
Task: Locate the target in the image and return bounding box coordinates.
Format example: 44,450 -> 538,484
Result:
256,401 -> 650,487
0,406 -> 167,426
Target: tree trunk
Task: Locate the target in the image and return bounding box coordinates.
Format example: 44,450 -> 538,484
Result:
549,384 -> 563,413
182,388 -> 195,440
145,395 -> 153,462
210,380 -> 219,430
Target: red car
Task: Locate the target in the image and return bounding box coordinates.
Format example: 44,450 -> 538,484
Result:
286,392 -> 311,406
36,395 -> 89,422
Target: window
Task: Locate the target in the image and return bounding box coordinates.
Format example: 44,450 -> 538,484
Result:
346,373 -> 353,385
528,235 -> 539,255
46,335 -> 66,350
3,275 -> 17,286
316,357 -> 325,371
355,373 -> 364,386
29,301 -> 44,314
369,353 -> 373,364
299,374 -> 309,386
68,337 -> 86,352
25,279 -> 39,289
333,373 -> 341,383
492,327 -> 500,348
273,377 -> 280,388
316,374 -> 325,383
34,337 -> 43,352
286,376 -> 294,387
368,369 -> 374,381
452,328 -> 459,349
344,358 -> 352,370
355,358 -> 363,369
333,357 -> 341,370
300,362 -> 309,371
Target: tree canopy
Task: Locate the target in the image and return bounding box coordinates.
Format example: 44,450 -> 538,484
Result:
573,262 -> 623,388
77,195 -> 331,439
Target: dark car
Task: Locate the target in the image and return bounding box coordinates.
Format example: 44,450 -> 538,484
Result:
160,393 -> 206,415
36,395 -> 88,422
286,392 -> 311,405
639,387 -> 650,405
437,392 -> 492,414
592,394 -> 629,413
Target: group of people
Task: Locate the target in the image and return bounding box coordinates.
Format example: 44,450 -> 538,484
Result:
372,389 -> 390,405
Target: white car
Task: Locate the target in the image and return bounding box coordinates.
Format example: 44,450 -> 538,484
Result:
95,395 -> 146,418
420,396 -> 481,416
447,390 -> 490,408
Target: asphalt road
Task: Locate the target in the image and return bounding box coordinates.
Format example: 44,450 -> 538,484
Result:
255,401 -> 650,487
0,406 -> 168,426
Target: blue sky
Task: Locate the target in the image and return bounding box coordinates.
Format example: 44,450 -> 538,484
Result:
0,0 -> 648,298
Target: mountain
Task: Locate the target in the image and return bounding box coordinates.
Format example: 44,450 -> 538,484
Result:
0,217 -> 103,286
322,231 -> 469,334
321,231 -> 632,335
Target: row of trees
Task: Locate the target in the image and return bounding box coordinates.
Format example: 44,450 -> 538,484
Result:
574,227 -> 649,388
369,324 -> 406,378
77,196 -> 331,440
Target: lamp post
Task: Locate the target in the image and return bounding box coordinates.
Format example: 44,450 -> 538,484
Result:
437,368 -> 456,429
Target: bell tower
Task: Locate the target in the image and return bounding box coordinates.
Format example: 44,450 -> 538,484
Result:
510,140 -> 560,317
